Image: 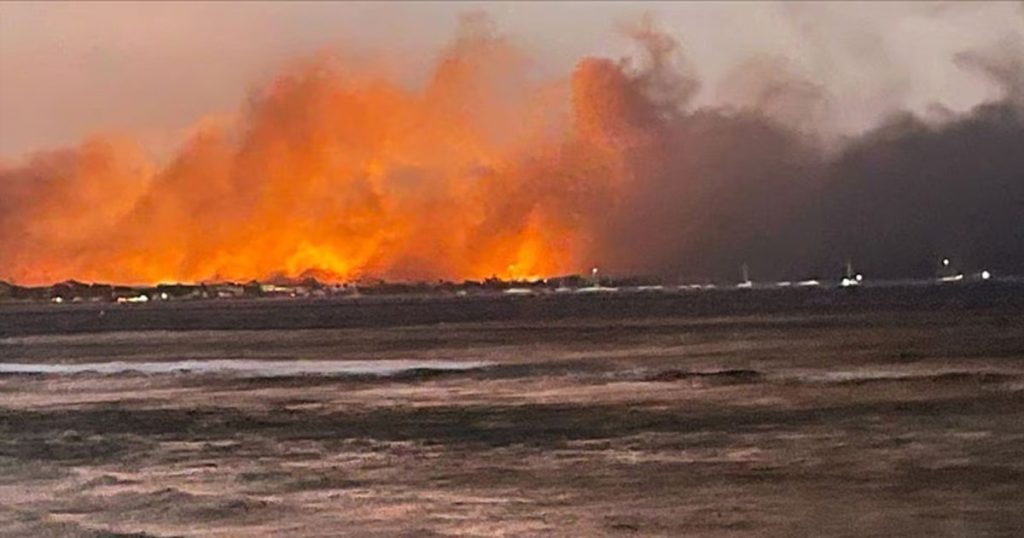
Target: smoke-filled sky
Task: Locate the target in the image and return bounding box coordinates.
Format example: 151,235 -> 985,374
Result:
1,1 -> 1022,285
3,1 -> 1022,156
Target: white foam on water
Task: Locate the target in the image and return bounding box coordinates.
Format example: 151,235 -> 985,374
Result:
0,359 -> 491,377
783,367 -> 1017,383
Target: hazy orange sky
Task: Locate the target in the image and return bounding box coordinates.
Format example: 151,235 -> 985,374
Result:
2,1 -> 1023,286
2,1 -> 1022,159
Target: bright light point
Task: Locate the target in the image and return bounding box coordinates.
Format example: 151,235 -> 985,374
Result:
942,258 -> 950,266
855,273 -> 863,282
160,292 -> 169,300
981,270 -> 991,280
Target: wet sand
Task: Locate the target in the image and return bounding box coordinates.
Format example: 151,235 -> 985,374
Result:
2,286 -> 1023,536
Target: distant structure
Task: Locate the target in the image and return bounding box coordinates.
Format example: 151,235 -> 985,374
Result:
937,257 -> 964,283
576,266 -> 618,293
839,259 -> 863,288
737,263 -> 753,289
0,254 -> 1013,306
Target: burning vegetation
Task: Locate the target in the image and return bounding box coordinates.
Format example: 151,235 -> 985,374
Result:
2,15 -> 1023,286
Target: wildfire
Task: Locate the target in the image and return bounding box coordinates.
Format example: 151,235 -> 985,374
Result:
0,16 -> 670,286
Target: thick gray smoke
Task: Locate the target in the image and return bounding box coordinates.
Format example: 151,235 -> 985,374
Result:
591,29 -> 1024,281
1,13 -> 1021,285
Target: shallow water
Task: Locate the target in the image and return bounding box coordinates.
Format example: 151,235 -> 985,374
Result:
0,359 -> 490,377
2,288 -> 1023,537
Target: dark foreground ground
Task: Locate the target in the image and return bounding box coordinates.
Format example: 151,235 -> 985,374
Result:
2,285 -> 1023,536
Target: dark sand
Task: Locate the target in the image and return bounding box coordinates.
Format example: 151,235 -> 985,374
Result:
2,286 -> 1023,536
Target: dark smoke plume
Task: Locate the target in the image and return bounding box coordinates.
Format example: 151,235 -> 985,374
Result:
1,16 -> 1022,285
587,24 -> 1024,281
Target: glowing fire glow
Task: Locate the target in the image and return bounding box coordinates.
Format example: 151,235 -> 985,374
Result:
0,17 -> 659,286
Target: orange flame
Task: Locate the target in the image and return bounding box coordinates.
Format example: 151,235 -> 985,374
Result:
0,19 -> 652,286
